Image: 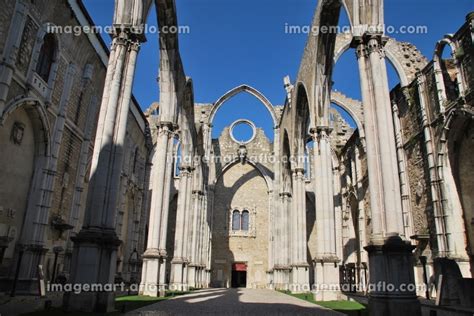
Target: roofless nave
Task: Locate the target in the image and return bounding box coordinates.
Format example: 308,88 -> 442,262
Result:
0,0 -> 473,315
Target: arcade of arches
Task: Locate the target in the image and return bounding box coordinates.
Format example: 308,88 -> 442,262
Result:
0,0 -> 473,315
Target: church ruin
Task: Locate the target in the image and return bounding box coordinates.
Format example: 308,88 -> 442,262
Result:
0,0 -> 473,315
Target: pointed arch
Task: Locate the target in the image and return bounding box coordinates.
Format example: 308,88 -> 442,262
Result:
294,83 -> 311,161
210,84 -> 278,127
330,91 -> 365,141
1,98 -> 51,157
333,34 -> 415,87
433,35 -> 465,101
214,158 -> 273,193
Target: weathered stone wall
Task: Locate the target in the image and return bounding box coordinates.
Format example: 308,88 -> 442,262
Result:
0,0 -> 150,287
0,0 -> 15,56
210,127 -> 271,288
0,107 -> 35,272
211,162 -> 269,288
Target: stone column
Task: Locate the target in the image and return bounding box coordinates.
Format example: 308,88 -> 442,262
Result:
391,99 -> 414,239
140,122 -> 174,297
188,189 -> 202,289
312,127 -> 339,301
63,32 -> 141,313
290,168 -> 309,292
333,164 -> 343,267
276,192 -> 291,289
170,166 -> 192,291
353,34 -> 420,315
354,146 -> 368,284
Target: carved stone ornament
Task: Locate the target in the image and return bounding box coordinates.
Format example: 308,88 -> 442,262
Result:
10,122 -> 25,145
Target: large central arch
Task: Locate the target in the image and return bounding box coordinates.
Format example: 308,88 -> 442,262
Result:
209,84 -> 278,128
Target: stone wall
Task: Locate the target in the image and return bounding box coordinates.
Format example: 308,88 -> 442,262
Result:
0,0 -> 150,290
210,124 -> 271,288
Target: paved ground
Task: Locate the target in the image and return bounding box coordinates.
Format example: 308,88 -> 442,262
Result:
127,288 -> 343,316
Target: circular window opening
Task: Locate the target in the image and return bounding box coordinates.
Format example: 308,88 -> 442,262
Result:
230,119 -> 256,144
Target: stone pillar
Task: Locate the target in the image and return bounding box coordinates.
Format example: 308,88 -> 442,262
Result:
188,189 -> 202,289
354,146 -> 368,283
391,99 -> 414,239
140,122 -> 174,297
353,34 -> 420,315
276,192 -> 291,289
333,164 -> 344,267
170,166 -> 192,291
290,168 -> 309,292
63,32 -> 141,313
312,127 -> 339,300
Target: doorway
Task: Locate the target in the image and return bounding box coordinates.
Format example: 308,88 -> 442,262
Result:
231,262 -> 247,288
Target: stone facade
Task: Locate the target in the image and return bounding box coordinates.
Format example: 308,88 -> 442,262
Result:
0,0 -> 150,297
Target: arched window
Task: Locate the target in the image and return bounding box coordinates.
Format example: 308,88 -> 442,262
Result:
36,33 -> 56,82
241,210 -> 249,231
232,210 -> 240,231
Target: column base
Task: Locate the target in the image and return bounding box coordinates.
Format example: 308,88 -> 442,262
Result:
63,228 -> 121,313
273,265 -> 291,290
139,249 -> 164,297
187,265 -> 196,289
364,235 -> 421,316
290,264 -> 310,293
313,256 -> 341,301
170,260 -> 185,291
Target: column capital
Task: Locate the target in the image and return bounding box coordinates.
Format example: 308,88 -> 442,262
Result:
279,191 -> 292,198
179,165 -> 193,175
192,190 -> 204,196
292,167 -> 306,179
309,126 -> 332,140
351,33 -> 387,58
157,121 -> 177,133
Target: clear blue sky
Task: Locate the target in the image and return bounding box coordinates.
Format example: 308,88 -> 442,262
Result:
83,0 -> 473,139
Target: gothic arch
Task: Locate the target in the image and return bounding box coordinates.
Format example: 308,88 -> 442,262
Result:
209,84 -> 278,127
294,83 -> 311,160
214,158 -> 273,193
330,91 -> 365,141
178,78 -> 197,162
433,35 -> 466,101
1,98 -> 51,157
333,33 -> 428,87
281,128 -> 293,193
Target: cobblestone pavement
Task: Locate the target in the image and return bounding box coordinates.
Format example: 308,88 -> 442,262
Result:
127,288 -> 343,315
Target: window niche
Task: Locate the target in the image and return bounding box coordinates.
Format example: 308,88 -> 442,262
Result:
229,207 -> 256,237
29,28 -> 59,100
35,33 -> 56,82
